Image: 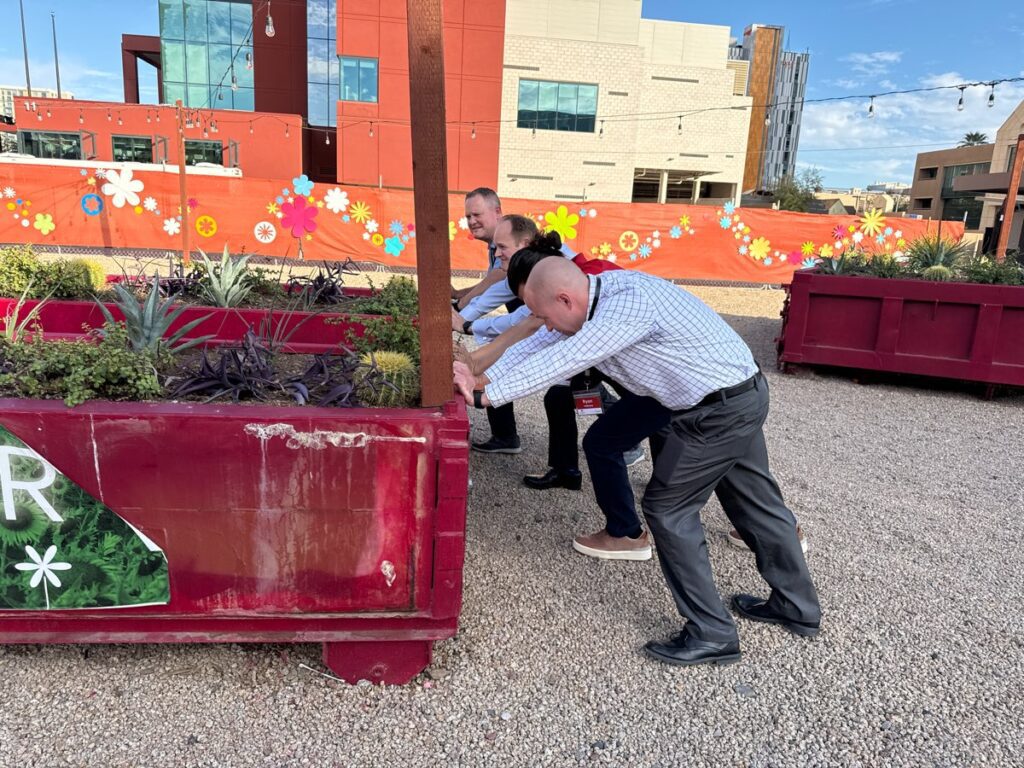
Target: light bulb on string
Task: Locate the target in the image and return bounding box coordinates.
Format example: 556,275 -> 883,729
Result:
369,122 -> 374,138
764,110 -> 771,126
117,113 -> 123,126
599,120 -> 604,139
36,111 -> 42,122
265,1 -> 275,38
46,108 -> 51,118
677,115 -> 682,135
107,109 -> 112,122
246,50 -> 253,71
988,83 -> 995,108
325,131 -> 331,146
217,89 -> 224,101
471,123 -> 476,140
249,121 -> 254,135
78,110 -> 84,125
231,71 -> 239,92
868,96 -> 875,118
211,119 -> 218,134
285,124 -> 290,138
156,111 -> 160,123
957,86 -> 966,111
146,110 -> 152,123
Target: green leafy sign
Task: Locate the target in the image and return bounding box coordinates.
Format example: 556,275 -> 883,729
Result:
0,425 -> 169,610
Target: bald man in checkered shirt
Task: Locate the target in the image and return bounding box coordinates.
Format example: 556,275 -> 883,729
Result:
453,257 -> 821,667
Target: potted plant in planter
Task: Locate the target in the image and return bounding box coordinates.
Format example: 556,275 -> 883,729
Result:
0,266 -> 468,685
777,234 -> 1024,391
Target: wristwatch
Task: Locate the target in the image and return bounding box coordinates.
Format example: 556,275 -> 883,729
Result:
472,390 -> 485,409
462,319 -> 473,335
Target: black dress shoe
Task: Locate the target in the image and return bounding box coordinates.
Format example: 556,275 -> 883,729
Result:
471,436 -> 522,454
522,468 -> 582,491
643,632 -> 741,667
731,594 -> 820,637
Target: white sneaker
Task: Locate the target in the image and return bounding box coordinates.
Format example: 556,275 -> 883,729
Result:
728,526 -> 808,554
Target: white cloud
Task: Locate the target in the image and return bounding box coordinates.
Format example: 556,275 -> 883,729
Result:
798,72 -> 1024,188
834,78 -> 861,90
842,51 -> 903,76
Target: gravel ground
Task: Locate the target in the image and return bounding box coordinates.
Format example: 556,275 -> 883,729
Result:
2,285 -> 1023,767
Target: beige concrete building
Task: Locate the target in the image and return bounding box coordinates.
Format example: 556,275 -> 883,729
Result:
0,86 -> 73,121
497,0 -> 752,205
975,99 -> 1024,247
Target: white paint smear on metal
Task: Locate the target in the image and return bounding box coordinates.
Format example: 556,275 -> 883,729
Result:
244,423 -> 426,450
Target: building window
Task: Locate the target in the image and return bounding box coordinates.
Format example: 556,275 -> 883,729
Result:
307,0 -> 338,125
913,198 -> 933,209
112,135 -> 154,163
159,0 -> 254,110
942,194 -> 984,230
340,57 -> 378,103
517,79 -> 598,133
941,162 -> 990,197
918,167 -> 938,180
18,130 -> 82,160
1006,144 -> 1018,174
185,138 -> 223,165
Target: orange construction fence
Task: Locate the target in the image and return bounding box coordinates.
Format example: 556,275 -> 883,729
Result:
0,164 -> 960,282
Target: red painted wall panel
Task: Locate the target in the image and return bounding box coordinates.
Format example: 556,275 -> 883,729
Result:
336,0 -> 504,192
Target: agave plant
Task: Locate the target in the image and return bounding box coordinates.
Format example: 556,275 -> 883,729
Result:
905,235 -> 974,273
1,282 -> 51,344
200,245 -> 252,308
96,276 -> 213,354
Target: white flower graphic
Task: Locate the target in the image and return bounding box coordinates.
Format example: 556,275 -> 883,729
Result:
458,216 -> 469,230
324,187 -> 349,214
3,186 -> 15,198
15,545 -> 72,609
852,231 -> 864,244
143,196 -> 158,212
101,169 -> 145,209
163,217 -> 181,236
94,169 -> 107,179
362,231 -> 370,241
253,220 -> 277,244
365,219 -> 379,233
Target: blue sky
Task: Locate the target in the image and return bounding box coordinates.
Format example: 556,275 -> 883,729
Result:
2,0 -> 1023,189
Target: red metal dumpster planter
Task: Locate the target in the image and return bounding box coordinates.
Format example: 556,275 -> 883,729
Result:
777,269 -> 1024,388
0,297 -> 373,354
0,398 -> 469,684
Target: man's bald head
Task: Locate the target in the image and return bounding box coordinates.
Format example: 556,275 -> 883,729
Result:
522,258 -> 591,335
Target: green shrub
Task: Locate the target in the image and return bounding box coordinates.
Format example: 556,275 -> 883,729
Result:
957,254 -> 1023,285
0,245 -> 41,297
35,259 -> 98,299
921,265 -> 953,282
0,324 -> 162,407
347,315 -> 420,362
864,253 -> 908,279
199,246 -> 252,308
75,258 -> 109,291
356,276 -> 420,316
905,235 -> 974,273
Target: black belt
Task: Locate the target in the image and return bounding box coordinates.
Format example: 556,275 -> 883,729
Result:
682,374 -> 760,412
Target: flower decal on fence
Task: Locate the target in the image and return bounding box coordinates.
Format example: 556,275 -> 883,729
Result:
749,237 -> 771,261
350,201 -> 372,224
280,198 -> 318,238
195,215 -> 218,238
163,217 -> 181,236
253,221 -> 277,244
292,174 -> 314,196
101,169 -> 144,209
324,187 -> 349,214
32,213 -> 55,235
384,235 -> 406,257
80,194 -> 103,216
544,205 -> 580,242
859,208 -> 886,237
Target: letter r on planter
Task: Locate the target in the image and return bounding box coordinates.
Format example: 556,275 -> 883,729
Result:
0,446 -> 62,522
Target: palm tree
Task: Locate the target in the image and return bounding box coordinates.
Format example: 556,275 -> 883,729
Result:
959,132 -> 989,147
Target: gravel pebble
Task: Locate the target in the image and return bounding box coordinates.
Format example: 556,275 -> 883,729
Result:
2,285 -> 1022,767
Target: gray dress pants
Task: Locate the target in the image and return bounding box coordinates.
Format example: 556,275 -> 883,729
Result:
642,374 -> 821,643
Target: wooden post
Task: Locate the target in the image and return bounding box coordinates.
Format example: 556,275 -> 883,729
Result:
175,100 -> 191,266
406,0 -> 453,407
995,133 -> 1024,261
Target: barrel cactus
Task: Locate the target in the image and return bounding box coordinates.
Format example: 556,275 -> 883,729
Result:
921,265 -> 953,282
357,351 -> 419,407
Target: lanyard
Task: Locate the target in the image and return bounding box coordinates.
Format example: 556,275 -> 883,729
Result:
588,277 -> 602,322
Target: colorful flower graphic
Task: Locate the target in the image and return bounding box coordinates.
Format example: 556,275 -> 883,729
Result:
280,198 -> 318,238
618,231 -> 639,251
638,243 -> 652,258
143,196 -> 158,212
100,168 -> 144,209
544,205 -> 580,242
371,233 -> 385,247
267,202 -> 280,215
801,241 -> 816,256
384,235 -> 406,256
738,245 -> 748,255
859,208 -> 886,237
32,213 -> 55,235
719,216 -> 732,229
852,231 -> 864,244
350,201 -> 372,223
749,237 -> 771,261
679,215 -> 690,229
670,226 -> 682,239
195,215 -> 218,238
292,174 -> 314,196
80,194 -> 103,216
15,545 -> 71,610
832,225 -> 847,240
458,216 -> 469,230
819,244 -> 834,258
449,221 -> 457,241
187,198 -> 199,210
599,242 -> 613,256
3,186 -> 15,198
802,257 -> 818,268
365,219 -> 379,234
389,219 -> 405,236
324,187 -> 349,214
723,201 -> 736,215
763,257 -> 773,266
253,221 -> 277,244
163,217 -> 181,236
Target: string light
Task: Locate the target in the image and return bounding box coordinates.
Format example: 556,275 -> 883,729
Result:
106,109 -> 112,122
599,120 -> 604,138
36,110 -> 42,122
211,119 -> 219,134
868,96 -> 875,118
249,121 -> 254,135
368,122 -> 374,138
265,0 -> 275,38
245,50 -> 253,71
677,115 -> 682,134
957,86 -> 966,111
470,123 -> 476,140
285,124 -> 290,138
146,110 -> 152,123
763,110 -> 771,126
231,70 -> 239,92
117,112 -> 123,125
325,130 -> 331,146
45,108 -> 51,118
78,110 -> 84,125
988,83 -> 995,108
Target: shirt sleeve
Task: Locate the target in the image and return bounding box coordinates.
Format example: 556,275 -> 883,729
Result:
460,278 -> 516,322
485,291 -> 653,407
485,325 -> 564,383
472,304 -> 532,343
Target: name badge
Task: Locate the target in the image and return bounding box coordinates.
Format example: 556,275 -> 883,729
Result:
573,389 -> 604,416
